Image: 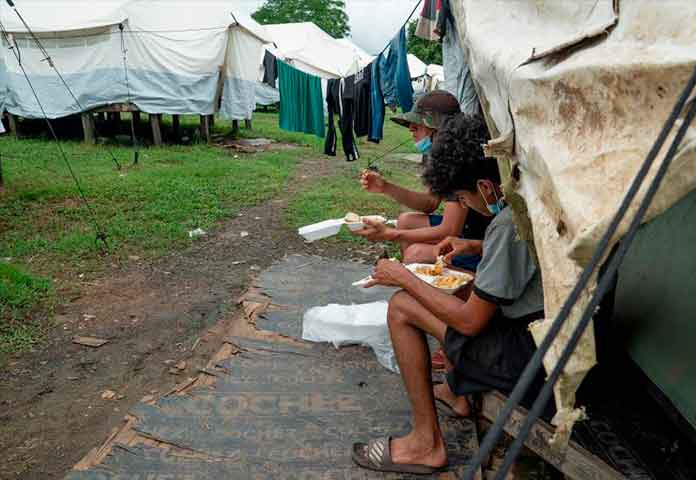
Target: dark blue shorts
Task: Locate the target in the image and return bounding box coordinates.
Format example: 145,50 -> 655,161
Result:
429,214 -> 482,271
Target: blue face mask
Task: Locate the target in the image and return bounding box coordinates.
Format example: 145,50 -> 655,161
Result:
478,183 -> 504,215
415,136 -> 432,154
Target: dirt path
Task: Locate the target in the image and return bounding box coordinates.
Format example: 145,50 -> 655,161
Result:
0,156 -> 383,480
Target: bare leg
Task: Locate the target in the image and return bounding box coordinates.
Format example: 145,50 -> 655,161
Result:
402,243 -> 439,264
387,291 -> 448,468
396,212 -> 431,257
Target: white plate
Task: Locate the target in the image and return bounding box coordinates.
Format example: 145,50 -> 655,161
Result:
353,263 -> 473,294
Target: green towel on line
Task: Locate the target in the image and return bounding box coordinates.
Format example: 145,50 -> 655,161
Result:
277,60 -> 325,138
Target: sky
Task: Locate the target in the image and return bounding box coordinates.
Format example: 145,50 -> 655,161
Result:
235,0 -> 418,54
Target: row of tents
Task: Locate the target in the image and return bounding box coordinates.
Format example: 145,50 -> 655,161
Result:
0,1 -> 441,125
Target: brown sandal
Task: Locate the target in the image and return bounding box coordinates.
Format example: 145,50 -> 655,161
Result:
352,436 -> 446,475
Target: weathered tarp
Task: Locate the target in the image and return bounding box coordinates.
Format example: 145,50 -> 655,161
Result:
0,1 -> 271,119
451,0 -> 696,444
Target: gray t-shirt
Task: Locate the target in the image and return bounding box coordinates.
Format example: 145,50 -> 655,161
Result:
473,207 -> 544,319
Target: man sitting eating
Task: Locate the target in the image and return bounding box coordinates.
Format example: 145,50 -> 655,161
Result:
355,90 -> 490,271
351,113 -> 549,475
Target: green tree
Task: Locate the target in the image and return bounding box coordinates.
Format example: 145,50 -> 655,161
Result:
252,0 -> 350,39
406,20 -> 442,65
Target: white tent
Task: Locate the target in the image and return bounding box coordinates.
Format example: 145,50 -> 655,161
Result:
0,0 -> 271,120
336,37 -> 374,70
450,0 -> 696,443
264,22 -> 363,79
407,53 -> 427,79
254,23 -> 370,108
0,1 -> 130,118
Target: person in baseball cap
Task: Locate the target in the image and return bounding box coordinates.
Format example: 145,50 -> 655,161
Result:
391,89 -> 462,154
355,90 -> 490,278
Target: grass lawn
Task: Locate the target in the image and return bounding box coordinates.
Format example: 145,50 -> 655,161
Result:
0,110 -> 422,353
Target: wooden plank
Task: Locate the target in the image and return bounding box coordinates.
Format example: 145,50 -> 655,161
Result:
150,113 -> 163,146
72,336 -> 109,348
481,392 -> 625,480
8,113 -> 18,137
200,115 -> 211,144
92,103 -> 138,113
81,113 -> 95,144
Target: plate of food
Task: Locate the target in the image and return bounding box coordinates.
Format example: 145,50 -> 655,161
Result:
352,258 -> 473,294
407,259 -> 473,294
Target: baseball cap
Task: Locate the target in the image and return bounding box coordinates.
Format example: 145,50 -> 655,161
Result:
391,90 -> 460,130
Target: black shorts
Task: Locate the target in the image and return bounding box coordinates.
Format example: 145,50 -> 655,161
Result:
443,310 -> 554,416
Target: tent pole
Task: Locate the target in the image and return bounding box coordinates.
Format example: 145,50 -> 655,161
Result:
150,113 -> 163,146
232,120 -> 239,136
244,119 -> 252,129
81,113 -> 95,144
200,115 -> 211,143
8,114 -> 18,138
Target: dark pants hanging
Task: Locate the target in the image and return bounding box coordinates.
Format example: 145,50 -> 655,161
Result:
324,78 -> 358,162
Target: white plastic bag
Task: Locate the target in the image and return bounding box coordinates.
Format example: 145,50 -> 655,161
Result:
302,302 -> 399,373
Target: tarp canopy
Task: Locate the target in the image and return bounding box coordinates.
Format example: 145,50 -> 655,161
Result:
0,0 -> 271,119
451,0 -> 696,444
264,22 -> 363,79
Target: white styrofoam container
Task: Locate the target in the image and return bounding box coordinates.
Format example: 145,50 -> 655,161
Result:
298,216 -> 395,241
298,219 -> 344,242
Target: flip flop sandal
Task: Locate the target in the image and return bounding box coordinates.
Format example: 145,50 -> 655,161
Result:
435,397 -> 466,418
352,436 -> 446,475
435,393 -> 482,418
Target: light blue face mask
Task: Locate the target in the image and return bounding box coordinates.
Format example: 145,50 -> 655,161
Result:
478,183 -> 504,215
414,136 -> 433,154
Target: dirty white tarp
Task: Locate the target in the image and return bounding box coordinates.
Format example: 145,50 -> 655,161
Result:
264,22 -> 364,79
0,0 -> 271,119
0,1 -> 130,118
451,0 -> 696,445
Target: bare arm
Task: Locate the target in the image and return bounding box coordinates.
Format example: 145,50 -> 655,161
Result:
361,170 -> 440,213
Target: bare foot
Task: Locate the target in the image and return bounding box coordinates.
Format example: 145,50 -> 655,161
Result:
434,382 -> 471,417
390,430 -> 448,469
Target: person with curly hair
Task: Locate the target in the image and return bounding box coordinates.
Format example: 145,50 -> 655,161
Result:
351,113 -> 551,475
354,90 -> 490,272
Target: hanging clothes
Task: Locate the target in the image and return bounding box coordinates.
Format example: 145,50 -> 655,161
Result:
277,60 -> 325,138
340,75 -> 359,161
325,79 -> 339,156
262,50 -> 277,88
379,27 -> 414,113
324,78 -> 358,161
369,59 -> 385,143
353,65 -> 372,138
415,0 -> 453,41
442,19 -> 480,115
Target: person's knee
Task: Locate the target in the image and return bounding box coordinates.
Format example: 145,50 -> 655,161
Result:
397,211 -> 422,230
387,291 -> 411,330
403,243 -> 436,264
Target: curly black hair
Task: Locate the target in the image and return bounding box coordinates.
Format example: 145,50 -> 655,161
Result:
422,113 -> 500,196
